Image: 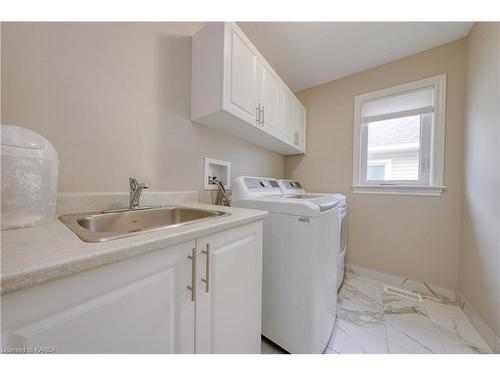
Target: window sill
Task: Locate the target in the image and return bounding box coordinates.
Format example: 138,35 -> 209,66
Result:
351,185 -> 446,197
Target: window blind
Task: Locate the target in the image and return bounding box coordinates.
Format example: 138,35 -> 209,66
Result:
361,86 -> 434,123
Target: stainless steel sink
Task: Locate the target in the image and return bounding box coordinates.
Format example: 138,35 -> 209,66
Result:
59,206 -> 230,243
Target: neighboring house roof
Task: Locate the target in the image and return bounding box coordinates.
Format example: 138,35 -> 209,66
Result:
368,115 -> 420,151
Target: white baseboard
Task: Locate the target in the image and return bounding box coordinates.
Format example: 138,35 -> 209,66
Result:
455,291 -> 500,354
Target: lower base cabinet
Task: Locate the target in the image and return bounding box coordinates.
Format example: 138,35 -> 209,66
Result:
195,223 -> 262,353
1,221 -> 263,354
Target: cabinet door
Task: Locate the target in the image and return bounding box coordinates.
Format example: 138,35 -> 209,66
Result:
195,222 -> 263,354
259,62 -> 281,136
2,242 -> 195,354
223,23 -> 259,126
296,101 -> 306,151
281,86 -> 295,143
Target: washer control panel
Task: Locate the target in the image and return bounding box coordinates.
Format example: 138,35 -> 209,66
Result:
278,179 -> 306,194
244,177 -> 280,190
231,176 -> 283,199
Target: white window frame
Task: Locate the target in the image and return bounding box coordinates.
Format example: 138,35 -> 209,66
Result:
352,74 -> 447,197
361,113 -> 432,185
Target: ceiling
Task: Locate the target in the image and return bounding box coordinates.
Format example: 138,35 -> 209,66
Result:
238,22 -> 474,92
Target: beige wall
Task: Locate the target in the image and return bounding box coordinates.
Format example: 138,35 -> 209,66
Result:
0,22 -> 2,123
459,23 -> 500,336
286,40 -> 466,289
1,22 -> 284,193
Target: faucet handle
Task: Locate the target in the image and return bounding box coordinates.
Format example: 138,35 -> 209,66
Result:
129,177 -> 139,191
129,177 -> 150,192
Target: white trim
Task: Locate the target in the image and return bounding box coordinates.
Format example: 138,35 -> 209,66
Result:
455,291 -> 500,353
352,74 -> 447,195
353,93 -> 363,189
352,184 -> 446,196
430,74 -> 447,188
203,157 -> 231,191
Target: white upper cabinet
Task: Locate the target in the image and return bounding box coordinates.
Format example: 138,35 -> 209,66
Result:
280,87 -> 306,153
223,26 -> 259,125
191,22 -> 306,155
295,99 -> 307,152
281,86 -> 295,144
259,61 -> 282,137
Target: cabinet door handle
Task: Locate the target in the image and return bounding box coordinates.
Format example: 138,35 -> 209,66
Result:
260,106 -> 265,126
187,247 -> 196,302
256,105 -> 261,125
201,243 -> 210,293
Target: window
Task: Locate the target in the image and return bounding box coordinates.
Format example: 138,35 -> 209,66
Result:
367,159 -> 392,180
352,75 -> 447,196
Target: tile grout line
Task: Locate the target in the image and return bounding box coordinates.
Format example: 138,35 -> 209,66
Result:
423,301 -> 449,353
380,285 -> 391,353
385,294 -> 447,353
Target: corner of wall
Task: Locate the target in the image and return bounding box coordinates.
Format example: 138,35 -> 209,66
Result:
458,21 -> 500,342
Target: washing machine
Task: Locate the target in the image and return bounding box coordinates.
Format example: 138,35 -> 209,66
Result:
232,176 -> 339,354
278,179 -> 347,290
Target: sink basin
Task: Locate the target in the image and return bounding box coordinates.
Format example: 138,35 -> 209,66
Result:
59,206 -> 230,243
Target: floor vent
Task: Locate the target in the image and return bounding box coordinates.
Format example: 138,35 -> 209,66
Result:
383,285 -> 423,303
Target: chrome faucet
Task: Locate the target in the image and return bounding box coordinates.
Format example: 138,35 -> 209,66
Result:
101,178 -> 158,213
210,177 -> 231,207
129,177 -> 150,209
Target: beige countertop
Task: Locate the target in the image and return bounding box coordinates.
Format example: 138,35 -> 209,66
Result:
1,203 -> 268,296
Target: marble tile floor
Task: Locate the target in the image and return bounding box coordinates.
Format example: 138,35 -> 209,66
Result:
326,271 -> 493,354
261,270 -> 492,354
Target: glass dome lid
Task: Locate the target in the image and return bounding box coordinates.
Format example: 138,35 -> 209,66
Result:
1,124 -> 45,149
1,124 -> 58,160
